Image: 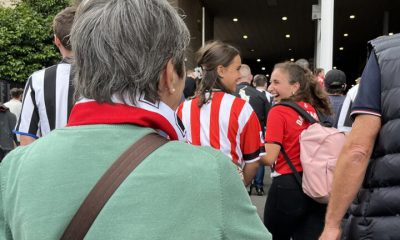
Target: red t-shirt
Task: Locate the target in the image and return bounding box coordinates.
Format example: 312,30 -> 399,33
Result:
265,101 -> 318,175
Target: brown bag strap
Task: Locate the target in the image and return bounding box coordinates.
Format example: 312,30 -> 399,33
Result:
61,133 -> 168,240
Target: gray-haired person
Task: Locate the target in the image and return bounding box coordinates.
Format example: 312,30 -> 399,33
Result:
0,1 -> 271,239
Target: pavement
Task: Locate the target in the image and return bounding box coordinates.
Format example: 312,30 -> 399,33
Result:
248,167 -> 272,221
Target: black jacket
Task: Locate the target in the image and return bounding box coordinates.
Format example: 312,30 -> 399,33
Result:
235,82 -> 270,134
0,105 -> 16,152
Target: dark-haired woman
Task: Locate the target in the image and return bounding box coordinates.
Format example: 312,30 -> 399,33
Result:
177,41 -> 264,186
262,62 -> 332,239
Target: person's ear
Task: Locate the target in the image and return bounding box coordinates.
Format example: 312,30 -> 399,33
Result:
216,65 -> 225,79
292,82 -> 300,93
159,59 -> 176,95
54,35 -> 62,48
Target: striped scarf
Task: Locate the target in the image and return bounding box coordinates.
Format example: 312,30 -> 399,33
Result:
67,94 -> 185,141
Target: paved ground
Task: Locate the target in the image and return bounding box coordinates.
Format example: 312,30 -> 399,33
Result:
248,167 -> 272,221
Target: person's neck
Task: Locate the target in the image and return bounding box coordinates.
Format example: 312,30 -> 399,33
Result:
59,46 -> 73,60
237,81 -> 250,85
61,51 -> 73,59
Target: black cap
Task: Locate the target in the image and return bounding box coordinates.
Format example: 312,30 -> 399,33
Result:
324,69 -> 346,89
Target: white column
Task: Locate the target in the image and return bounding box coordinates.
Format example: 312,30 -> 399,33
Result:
314,0 -> 321,68
318,0 -> 334,71
315,17 -> 321,68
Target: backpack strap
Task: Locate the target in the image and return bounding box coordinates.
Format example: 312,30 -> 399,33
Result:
279,146 -> 302,188
61,133 -> 168,240
276,101 -> 317,124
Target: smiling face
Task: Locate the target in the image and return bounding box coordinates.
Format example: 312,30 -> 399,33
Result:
218,55 -> 242,92
268,68 -> 299,103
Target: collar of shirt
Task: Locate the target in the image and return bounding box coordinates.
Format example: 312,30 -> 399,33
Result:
237,82 -> 251,86
67,94 -> 186,141
60,57 -> 73,64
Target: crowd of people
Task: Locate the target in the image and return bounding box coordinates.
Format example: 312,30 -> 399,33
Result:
0,0 -> 399,239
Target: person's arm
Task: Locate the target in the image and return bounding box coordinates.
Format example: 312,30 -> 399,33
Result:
261,106 -> 284,166
261,143 -> 280,166
20,135 -> 36,146
242,161 -> 259,186
240,108 -> 263,186
15,76 -> 40,145
319,114 -> 381,240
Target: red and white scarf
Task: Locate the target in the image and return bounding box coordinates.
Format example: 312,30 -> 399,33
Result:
67,94 -> 186,141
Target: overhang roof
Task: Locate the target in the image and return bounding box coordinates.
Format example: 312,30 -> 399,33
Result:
203,0 -> 400,82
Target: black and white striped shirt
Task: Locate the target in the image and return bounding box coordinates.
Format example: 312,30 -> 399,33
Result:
15,59 -> 74,138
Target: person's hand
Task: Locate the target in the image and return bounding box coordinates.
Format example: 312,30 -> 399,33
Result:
319,225 -> 341,240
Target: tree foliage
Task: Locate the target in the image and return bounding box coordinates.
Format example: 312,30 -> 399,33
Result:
24,0 -> 70,16
0,0 -> 71,82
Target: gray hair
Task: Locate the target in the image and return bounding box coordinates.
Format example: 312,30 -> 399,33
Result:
295,58 -> 310,70
239,64 -> 252,80
70,0 -> 190,104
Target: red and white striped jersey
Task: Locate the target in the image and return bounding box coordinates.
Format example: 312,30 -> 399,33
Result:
177,91 -> 265,167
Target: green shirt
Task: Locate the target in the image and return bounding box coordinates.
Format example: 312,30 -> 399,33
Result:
0,124 -> 271,239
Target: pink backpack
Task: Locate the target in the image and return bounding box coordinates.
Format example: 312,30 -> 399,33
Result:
277,102 -> 346,204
